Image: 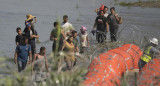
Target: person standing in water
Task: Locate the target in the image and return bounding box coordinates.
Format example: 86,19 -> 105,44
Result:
32,46 -> 49,82
61,36 -> 75,70
14,36 -> 32,72
79,26 -> 89,54
93,10 -> 109,43
107,7 -> 120,42
50,22 -> 66,54
24,22 -> 39,62
72,30 -> 79,55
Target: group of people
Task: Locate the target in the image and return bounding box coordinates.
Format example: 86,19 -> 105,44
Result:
13,4 -> 122,75
93,5 -> 121,43
14,14 -> 49,83
12,4 -> 160,84
14,13 -> 90,74
50,15 -> 89,70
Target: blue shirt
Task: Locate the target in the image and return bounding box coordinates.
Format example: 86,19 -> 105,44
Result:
16,44 -> 31,62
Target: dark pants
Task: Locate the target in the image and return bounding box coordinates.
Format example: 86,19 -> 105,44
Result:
18,61 -> 27,72
96,31 -> 106,43
109,25 -> 119,42
138,59 -> 146,71
31,47 -> 36,61
31,47 -> 36,55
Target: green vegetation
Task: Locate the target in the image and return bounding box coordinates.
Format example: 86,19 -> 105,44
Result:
119,1 -> 160,8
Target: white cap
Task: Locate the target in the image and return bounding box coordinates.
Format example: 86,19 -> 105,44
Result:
150,38 -> 158,45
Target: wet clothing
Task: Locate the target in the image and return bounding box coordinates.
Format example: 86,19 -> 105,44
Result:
18,61 -> 27,72
16,44 -> 31,62
95,16 -> 107,32
107,13 -> 119,42
109,25 -> 119,42
50,28 -> 64,52
63,42 -> 75,69
34,54 -> 46,71
139,44 -> 159,70
33,54 -> 47,82
96,30 -> 106,43
15,35 -> 23,45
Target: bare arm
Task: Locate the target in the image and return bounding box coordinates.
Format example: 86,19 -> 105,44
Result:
14,51 -> 18,64
87,36 -> 89,47
115,14 -> 119,22
29,51 -> 32,64
61,42 -> 66,51
61,30 -> 66,40
95,8 -> 100,13
45,55 -> 49,72
93,22 -> 97,30
106,22 -> 109,32
31,53 -> 36,75
30,35 -> 39,39
34,17 -> 36,23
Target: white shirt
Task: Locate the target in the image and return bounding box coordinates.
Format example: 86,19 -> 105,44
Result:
104,13 -> 108,18
61,22 -> 74,34
79,32 -> 88,47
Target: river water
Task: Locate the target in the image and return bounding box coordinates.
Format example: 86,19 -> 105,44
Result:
0,0 -> 160,58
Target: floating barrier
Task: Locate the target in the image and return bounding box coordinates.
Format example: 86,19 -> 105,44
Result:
83,44 -> 143,86
138,58 -> 160,86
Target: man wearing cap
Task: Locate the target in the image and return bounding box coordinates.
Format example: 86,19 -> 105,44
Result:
138,38 -> 160,70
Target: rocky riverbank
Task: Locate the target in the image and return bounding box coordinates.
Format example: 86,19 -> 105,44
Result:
119,1 -> 160,8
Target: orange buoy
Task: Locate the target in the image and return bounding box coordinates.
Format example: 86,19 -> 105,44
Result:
138,58 -> 160,86
83,44 -> 143,86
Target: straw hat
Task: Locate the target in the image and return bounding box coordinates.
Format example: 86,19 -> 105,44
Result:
25,14 -> 36,21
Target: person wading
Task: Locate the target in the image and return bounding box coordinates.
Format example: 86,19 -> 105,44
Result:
61,36 -> 75,70
50,22 -> 65,54
24,22 -> 39,62
93,10 -> 109,43
107,7 -> 120,42
138,38 -> 160,70
14,36 -> 32,72
32,46 -> 49,83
